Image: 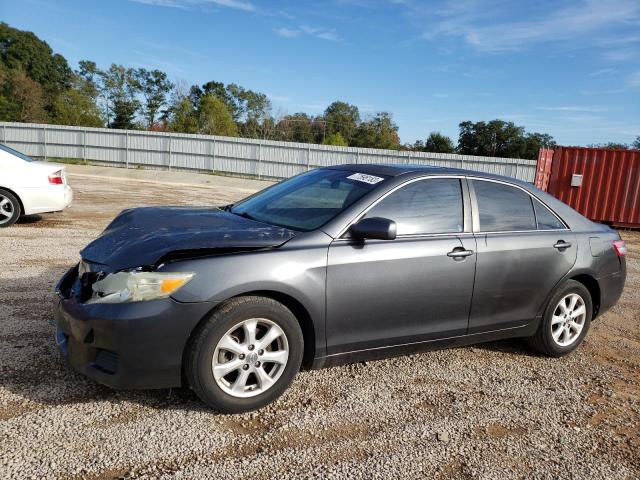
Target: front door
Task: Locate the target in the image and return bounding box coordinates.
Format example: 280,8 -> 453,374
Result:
325,177 -> 476,356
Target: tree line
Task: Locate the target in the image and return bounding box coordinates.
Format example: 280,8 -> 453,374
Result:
1,23 -> 638,160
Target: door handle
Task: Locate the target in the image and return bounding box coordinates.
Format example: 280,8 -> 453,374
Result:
553,240 -> 572,250
447,248 -> 474,258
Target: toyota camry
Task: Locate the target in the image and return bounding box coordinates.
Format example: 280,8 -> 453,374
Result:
54,164 -> 627,413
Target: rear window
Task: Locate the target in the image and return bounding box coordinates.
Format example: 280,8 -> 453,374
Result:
473,180 -> 536,232
0,143 -> 33,162
533,198 -> 565,230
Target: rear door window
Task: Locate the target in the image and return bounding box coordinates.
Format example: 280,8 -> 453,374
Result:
533,198 -> 565,230
473,180 -> 536,232
365,178 -> 464,235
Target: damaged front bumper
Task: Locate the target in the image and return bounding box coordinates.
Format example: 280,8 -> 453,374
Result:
53,266 -> 215,389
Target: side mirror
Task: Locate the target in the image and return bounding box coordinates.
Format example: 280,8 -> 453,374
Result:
350,217 -> 397,241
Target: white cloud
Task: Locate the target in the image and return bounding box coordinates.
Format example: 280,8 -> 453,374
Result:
274,27 -> 299,38
276,24 -> 340,42
418,0 -> 640,53
588,68 -> 616,76
628,71 -> 640,88
131,0 -> 255,12
537,106 -> 607,112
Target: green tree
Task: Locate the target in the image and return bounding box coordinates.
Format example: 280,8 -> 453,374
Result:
0,69 -> 47,122
198,94 -> 238,136
352,112 -> 400,150
0,22 -> 73,119
425,131 -> 455,153
588,142 -> 629,150
135,68 -> 173,128
633,136 -> 640,150
323,101 -> 360,144
168,97 -> 198,133
457,119 -> 553,159
99,64 -> 141,128
323,132 -> 347,146
52,87 -> 103,127
276,113 -> 316,143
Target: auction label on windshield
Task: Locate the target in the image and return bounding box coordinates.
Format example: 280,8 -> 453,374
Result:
347,173 -> 384,185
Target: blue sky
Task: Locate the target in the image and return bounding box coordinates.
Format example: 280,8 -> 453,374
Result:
2,0 -> 639,146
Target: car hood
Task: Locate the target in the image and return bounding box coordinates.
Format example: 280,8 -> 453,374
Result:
80,206 -> 296,270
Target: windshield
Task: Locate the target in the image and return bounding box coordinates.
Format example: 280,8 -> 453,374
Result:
0,143 -> 34,162
231,169 -> 388,231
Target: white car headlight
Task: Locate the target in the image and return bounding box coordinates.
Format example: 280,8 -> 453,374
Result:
87,271 -> 195,304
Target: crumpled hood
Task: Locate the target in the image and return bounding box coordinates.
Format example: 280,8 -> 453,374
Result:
81,206 -> 296,270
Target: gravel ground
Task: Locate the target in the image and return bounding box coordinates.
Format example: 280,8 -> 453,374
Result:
1,167 -> 638,479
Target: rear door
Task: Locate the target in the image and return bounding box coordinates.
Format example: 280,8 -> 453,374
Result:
326,177 -> 476,356
468,179 -> 576,333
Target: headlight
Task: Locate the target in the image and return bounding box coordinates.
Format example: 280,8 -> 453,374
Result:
87,271 -> 195,304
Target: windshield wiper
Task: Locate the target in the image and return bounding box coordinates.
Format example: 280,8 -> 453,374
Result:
233,211 -> 257,221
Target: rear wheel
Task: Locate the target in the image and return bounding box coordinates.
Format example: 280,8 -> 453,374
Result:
0,189 -> 21,228
186,296 -> 303,413
528,280 -> 592,357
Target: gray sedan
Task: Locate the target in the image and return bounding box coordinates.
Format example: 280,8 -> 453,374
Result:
54,164 -> 627,412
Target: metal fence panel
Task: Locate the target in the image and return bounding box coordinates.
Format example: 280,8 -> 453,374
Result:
0,122 -> 537,182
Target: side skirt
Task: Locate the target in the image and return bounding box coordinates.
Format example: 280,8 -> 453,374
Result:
311,319 -> 540,370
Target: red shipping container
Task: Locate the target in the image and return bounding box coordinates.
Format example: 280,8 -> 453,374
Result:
535,146 -> 640,229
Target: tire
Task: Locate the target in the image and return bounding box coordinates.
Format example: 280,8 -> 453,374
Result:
527,280 -> 593,357
0,189 -> 21,228
185,296 -> 304,413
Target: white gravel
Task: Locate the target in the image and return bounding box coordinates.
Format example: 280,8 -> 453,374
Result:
0,166 -> 638,479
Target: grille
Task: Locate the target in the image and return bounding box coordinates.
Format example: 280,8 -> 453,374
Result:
93,350 -> 119,374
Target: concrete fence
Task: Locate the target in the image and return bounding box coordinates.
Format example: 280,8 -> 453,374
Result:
0,122 -> 537,182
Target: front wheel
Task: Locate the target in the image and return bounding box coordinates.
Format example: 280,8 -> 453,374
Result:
185,296 -> 303,413
0,189 -> 21,228
527,280 -> 593,357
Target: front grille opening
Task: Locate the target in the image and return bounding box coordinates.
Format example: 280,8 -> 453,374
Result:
83,329 -> 94,344
92,349 -> 119,374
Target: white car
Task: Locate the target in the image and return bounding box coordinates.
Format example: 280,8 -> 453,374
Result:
0,143 -> 73,228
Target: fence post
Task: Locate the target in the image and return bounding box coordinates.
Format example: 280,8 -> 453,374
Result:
43,126 -> 48,161
83,129 -> 87,163
168,136 -> 173,171
307,145 -> 311,171
211,139 -> 216,173
125,131 -> 129,168
355,150 -> 360,164
2,124 -> 6,143
257,142 -> 262,179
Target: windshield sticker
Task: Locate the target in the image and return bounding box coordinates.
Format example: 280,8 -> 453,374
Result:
347,173 -> 384,185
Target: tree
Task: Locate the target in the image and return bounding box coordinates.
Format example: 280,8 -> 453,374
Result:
633,136 -> 640,150
168,97 -> 198,134
0,22 -> 72,118
0,69 -> 47,122
352,112 -> 400,150
323,101 -> 360,144
457,119 -> 554,159
99,64 -> 140,128
276,113 -> 316,143
53,87 -> 103,127
424,132 -> 455,153
135,69 -> 173,128
323,132 -> 347,146
588,142 -> 629,150
198,94 -> 238,136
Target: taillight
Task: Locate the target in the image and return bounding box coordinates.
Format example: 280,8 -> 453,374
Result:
612,240 -> 627,257
48,170 -> 63,185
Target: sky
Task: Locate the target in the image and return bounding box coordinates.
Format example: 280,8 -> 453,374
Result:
2,0 -> 639,146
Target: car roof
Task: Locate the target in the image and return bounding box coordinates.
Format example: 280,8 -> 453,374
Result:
325,163 -> 527,185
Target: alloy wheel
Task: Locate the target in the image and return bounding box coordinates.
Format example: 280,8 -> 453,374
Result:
550,293 -> 587,347
0,194 -> 14,226
212,318 -> 289,398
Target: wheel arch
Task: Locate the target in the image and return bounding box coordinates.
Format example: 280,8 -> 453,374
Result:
181,289 -> 317,385
569,273 -> 601,319
0,185 -> 25,216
